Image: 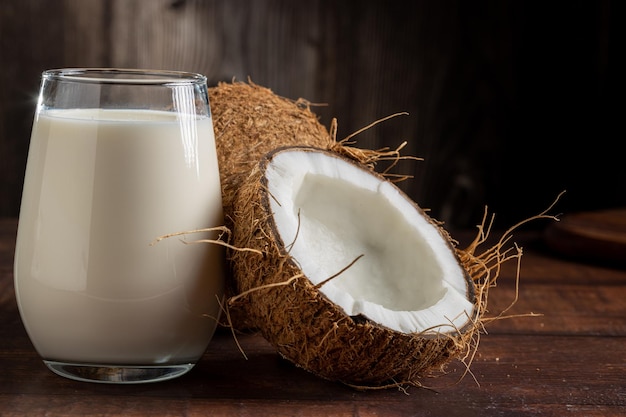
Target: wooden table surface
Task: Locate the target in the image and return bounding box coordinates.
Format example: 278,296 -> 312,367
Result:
1,217 -> 625,416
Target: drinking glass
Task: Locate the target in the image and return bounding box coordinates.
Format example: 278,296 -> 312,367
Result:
14,68 -> 225,383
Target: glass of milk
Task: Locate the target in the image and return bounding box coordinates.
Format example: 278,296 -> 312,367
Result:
14,68 -> 226,383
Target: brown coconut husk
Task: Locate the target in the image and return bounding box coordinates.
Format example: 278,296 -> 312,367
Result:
206,80 -> 560,388
226,146 -> 560,388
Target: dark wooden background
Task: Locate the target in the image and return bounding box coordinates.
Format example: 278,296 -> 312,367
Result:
1,0 -> 623,230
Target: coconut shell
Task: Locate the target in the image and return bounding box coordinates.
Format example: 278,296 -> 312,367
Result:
228,146 -> 478,388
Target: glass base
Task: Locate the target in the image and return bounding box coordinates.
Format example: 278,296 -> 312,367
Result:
43,360 -> 195,384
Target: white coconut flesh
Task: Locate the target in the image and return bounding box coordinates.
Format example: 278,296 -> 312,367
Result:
264,149 -> 475,335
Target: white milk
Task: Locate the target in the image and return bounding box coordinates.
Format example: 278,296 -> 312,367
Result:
14,108 -> 225,365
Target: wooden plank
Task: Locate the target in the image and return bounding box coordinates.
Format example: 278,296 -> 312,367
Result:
545,208 -> 626,266
105,0 -> 323,97
61,0 -> 110,66
479,284 -> 626,337
1,332 -> 624,416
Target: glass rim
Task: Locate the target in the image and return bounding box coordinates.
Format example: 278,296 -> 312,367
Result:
42,68 -> 207,86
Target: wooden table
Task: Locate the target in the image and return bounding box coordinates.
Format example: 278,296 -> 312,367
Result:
1,217 -> 625,416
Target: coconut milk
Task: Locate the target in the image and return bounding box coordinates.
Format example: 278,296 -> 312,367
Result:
14,109 -> 225,365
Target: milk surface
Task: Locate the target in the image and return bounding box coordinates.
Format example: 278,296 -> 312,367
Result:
14,108 -> 225,364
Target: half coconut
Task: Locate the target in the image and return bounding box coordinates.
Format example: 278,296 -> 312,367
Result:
229,146 -> 479,387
